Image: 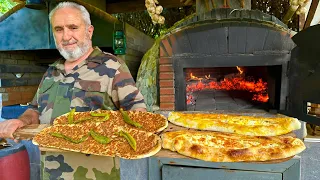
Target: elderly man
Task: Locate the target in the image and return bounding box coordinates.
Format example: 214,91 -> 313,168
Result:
0,2 -> 146,139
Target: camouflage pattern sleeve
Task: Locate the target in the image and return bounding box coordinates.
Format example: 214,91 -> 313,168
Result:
28,93 -> 39,111
111,62 -> 146,111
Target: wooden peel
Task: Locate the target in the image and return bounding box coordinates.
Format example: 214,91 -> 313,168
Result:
13,124 -> 50,140
12,124 -> 70,152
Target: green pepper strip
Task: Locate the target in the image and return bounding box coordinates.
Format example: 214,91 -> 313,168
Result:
90,112 -> 109,117
50,132 -> 88,144
119,130 -> 137,151
68,108 -> 76,124
119,108 -> 142,128
100,114 -> 110,121
74,117 -> 92,124
90,112 -> 110,121
73,114 -> 110,124
90,130 -> 112,144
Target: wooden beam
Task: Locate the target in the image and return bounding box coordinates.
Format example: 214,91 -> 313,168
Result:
304,0 -> 320,29
0,2 -> 26,22
299,13 -> 306,31
105,0 -> 194,14
57,0 -> 119,23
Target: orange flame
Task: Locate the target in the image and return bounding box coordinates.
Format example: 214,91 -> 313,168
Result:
236,66 -> 244,74
190,73 -> 203,81
186,70 -> 269,104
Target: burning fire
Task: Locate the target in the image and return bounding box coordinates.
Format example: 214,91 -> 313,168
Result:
236,66 -> 244,74
186,67 -> 269,104
190,73 -> 203,81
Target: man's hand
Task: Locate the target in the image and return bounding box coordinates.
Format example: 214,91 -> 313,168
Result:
0,119 -> 25,139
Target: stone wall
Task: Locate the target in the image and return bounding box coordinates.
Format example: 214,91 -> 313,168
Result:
119,23 -> 155,79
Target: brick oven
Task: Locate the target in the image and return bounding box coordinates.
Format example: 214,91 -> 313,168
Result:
158,9 -> 320,125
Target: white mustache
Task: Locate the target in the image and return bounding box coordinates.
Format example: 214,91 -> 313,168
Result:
62,40 -> 77,46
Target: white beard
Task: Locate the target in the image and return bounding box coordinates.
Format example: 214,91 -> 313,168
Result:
54,35 -> 91,62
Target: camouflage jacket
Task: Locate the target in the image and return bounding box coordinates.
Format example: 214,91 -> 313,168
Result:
30,47 -> 146,124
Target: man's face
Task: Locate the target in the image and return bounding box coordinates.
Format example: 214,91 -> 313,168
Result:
51,7 -> 94,62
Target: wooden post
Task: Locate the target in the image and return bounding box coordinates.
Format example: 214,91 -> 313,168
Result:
299,13 -> 306,31
303,0 -> 320,29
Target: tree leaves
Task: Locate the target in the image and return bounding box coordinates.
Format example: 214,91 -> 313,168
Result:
0,0 -> 17,14
115,6 -> 196,38
251,0 -> 299,31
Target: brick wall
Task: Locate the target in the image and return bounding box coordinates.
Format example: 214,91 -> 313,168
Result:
0,51 -> 38,119
159,56 -> 175,110
0,86 -> 38,106
0,50 -> 58,118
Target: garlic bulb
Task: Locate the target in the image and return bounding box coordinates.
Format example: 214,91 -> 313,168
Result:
290,0 -> 299,6
145,0 -> 165,24
147,7 -> 156,14
157,16 -> 165,24
289,0 -> 309,15
156,6 -> 163,14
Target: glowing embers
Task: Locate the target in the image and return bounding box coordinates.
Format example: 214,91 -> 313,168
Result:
186,67 -> 269,106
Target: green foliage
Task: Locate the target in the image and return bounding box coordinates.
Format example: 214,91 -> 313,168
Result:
252,0 -> 299,31
115,6 -> 196,38
115,1 -> 299,37
136,39 -> 160,111
0,0 -> 17,14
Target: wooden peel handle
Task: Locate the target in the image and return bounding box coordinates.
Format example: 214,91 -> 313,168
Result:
13,124 -> 50,140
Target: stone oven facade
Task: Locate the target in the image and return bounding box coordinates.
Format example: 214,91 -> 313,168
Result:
158,9 -> 295,111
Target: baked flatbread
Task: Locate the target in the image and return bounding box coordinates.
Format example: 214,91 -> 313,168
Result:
53,110 -> 168,133
161,131 -> 306,162
33,123 -> 161,159
168,112 -> 301,136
